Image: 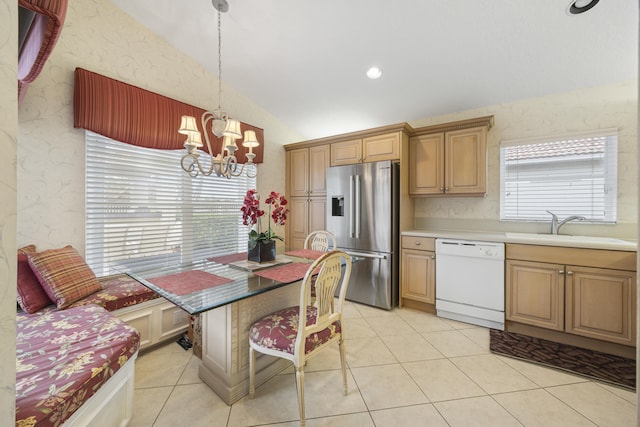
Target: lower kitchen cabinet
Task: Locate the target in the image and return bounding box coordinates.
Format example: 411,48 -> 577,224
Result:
287,196 -> 326,250
400,236 -> 435,307
566,265 -> 636,345
505,244 -> 637,347
506,260 -> 565,331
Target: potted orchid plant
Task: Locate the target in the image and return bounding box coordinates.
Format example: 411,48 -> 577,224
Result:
241,189 -> 288,263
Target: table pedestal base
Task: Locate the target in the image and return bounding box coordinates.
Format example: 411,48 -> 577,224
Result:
198,283 -> 300,405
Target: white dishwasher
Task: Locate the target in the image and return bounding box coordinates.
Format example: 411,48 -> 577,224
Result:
435,238 -> 505,330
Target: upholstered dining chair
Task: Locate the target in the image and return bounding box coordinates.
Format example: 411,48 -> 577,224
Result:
303,230 -> 337,252
248,250 -> 352,426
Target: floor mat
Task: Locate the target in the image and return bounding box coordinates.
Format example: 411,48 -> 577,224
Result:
489,329 -> 635,390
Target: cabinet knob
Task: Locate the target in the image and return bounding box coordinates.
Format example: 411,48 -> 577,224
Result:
558,270 -> 564,274
567,271 -> 573,276
431,255 -> 435,259
414,241 -> 421,246
444,187 -> 449,192
439,187 -> 444,192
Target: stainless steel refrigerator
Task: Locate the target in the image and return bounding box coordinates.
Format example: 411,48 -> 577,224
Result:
326,160 -> 399,310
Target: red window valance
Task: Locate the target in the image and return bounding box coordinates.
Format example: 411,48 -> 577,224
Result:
19,0 -> 68,104
73,68 -> 264,164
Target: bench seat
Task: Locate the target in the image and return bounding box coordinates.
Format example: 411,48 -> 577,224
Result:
16,304 -> 140,427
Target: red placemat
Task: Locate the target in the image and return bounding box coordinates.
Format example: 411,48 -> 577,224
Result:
284,249 -> 326,260
208,252 -> 247,264
254,262 -> 315,283
149,270 -> 233,296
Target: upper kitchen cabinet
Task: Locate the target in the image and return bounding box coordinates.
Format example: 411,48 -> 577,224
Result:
409,116 -> 493,197
287,145 -> 330,198
331,132 -> 401,166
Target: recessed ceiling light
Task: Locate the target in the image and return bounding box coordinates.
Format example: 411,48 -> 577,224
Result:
366,67 -> 382,80
567,0 -> 600,15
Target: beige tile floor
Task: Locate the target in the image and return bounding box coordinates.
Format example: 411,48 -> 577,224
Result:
130,301 -> 638,427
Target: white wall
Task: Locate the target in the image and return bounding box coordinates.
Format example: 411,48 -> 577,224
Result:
0,0 -> 17,424
17,1 -> 303,253
410,81 -> 638,239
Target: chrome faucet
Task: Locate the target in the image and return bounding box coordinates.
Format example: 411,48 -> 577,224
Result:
546,211 -> 586,234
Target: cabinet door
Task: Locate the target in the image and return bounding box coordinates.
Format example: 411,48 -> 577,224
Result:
362,132 -> 400,163
308,145 -> 330,196
565,266 -> 636,346
401,249 -> 435,304
287,197 -> 309,250
286,197 -> 327,251
331,139 -> 362,166
287,148 -> 310,198
506,260 -> 565,331
308,197 -> 326,235
409,134 -> 444,195
444,126 -> 486,195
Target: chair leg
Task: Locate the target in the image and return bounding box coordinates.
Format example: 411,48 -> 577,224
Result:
249,347 -> 255,399
295,366 -> 306,426
338,337 -> 348,396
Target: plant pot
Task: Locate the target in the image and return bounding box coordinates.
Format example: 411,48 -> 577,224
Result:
248,239 -> 276,263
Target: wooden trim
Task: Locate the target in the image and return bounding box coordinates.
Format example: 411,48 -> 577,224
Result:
400,298 -> 436,313
285,123 -> 414,150
506,244 -> 637,271
411,115 -> 495,136
284,116 -> 494,151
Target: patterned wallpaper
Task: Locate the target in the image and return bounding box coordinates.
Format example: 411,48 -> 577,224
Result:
0,0 -> 17,423
16,1 -> 639,250
411,81 -> 638,239
17,0 -> 303,253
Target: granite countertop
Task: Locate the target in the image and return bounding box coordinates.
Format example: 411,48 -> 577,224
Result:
402,230 -> 637,252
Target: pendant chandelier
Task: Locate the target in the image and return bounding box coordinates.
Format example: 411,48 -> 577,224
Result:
178,0 -> 258,179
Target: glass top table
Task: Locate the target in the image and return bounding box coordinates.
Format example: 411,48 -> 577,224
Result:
124,254 -> 318,315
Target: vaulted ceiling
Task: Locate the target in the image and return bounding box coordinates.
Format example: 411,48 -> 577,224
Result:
110,0 -> 638,140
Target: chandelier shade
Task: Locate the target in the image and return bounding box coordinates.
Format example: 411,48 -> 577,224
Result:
178,115 -> 199,135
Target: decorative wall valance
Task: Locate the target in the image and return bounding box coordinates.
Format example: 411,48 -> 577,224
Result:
73,68 -> 264,164
18,0 -> 68,104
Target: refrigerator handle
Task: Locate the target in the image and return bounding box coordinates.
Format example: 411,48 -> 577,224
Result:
355,174 -> 361,238
349,175 -> 355,238
345,250 -> 387,260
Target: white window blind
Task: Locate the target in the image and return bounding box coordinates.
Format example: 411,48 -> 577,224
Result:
85,131 -> 256,276
500,129 -> 617,223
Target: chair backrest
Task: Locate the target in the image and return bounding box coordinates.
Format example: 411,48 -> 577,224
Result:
303,230 -> 337,252
294,251 -> 351,358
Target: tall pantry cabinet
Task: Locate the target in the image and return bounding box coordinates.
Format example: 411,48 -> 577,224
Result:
285,145 -> 330,250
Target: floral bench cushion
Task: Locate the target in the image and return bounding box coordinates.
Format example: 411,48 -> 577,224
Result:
16,304 -> 140,427
249,306 -> 341,355
68,273 -> 158,312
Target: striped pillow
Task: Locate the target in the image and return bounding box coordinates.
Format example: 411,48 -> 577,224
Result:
28,246 -> 102,309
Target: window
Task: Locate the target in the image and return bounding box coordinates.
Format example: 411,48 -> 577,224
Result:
500,129 -> 617,223
85,131 -> 256,276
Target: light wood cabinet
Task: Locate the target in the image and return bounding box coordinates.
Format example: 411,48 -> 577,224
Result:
331,132 -> 400,166
506,260 -> 565,331
505,244 -> 637,346
400,236 -> 436,307
286,145 -> 330,250
409,126 -> 487,196
565,265 -> 636,346
287,145 -> 330,198
287,197 -> 326,250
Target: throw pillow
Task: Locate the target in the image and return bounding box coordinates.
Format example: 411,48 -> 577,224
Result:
16,245 -> 54,313
28,246 -> 102,309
